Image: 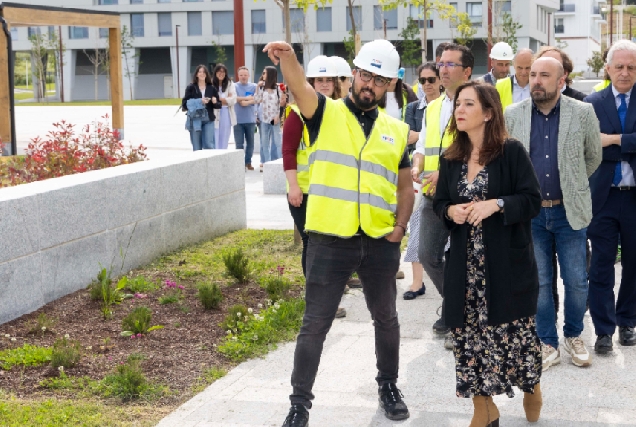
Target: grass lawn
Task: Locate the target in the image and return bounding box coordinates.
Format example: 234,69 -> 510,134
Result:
0,229 -> 305,426
16,98 -> 182,107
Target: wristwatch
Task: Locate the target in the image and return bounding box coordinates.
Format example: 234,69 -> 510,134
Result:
496,198 -> 505,212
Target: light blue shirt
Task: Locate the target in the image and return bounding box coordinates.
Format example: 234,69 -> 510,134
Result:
612,85 -> 635,187
234,82 -> 257,124
513,75 -> 531,104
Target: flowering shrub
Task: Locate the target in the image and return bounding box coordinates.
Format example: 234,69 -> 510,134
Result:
0,115 -> 146,188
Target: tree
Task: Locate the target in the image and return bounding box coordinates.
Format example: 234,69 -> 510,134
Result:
346,0 -> 359,52
343,29 -> 356,66
83,41 -> 109,101
500,12 -> 522,53
257,0 -> 333,44
121,25 -> 139,100
28,30 -> 48,100
211,39 -> 228,65
378,0 -> 456,62
587,51 -> 605,77
399,17 -> 421,75
451,12 -> 477,46
556,38 -> 569,50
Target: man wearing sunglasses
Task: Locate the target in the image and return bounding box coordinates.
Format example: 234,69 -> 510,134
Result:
411,44 -> 474,350
263,39 -> 413,427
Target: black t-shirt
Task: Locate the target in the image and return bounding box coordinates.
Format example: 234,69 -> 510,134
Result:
303,93 -> 411,169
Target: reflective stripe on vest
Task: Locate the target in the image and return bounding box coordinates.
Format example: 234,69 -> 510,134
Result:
592,80 -> 610,92
422,96 -> 454,193
496,76 -> 514,111
305,98 -> 408,238
285,104 -> 311,193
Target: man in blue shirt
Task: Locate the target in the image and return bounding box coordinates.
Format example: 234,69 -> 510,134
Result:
233,66 -> 258,170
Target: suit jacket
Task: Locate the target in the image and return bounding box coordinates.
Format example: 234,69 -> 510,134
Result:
584,85 -> 636,214
433,139 -> 541,327
563,85 -> 587,101
504,95 -> 601,230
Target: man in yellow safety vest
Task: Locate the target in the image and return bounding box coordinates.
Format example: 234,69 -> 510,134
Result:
411,43 -> 473,350
496,48 -> 533,111
263,39 -> 414,427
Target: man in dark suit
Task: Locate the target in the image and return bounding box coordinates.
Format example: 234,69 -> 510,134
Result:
585,40 -> 636,354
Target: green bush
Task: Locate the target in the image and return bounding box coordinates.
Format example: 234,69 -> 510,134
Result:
50,337 -> 82,369
125,276 -> 159,293
197,282 -> 223,310
88,268 -> 127,319
222,248 -> 251,283
219,304 -> 250,334
101,354 -> 147,401
260,276 -> 292,301
0,344 -> 52,370
121,307 -> 163,337
26,312 -> 57,335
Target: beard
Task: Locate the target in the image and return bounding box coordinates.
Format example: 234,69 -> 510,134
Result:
351,84 -> 379,110
531,86 -> 559,104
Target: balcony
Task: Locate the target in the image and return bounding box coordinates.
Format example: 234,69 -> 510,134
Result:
555,24 -> 564,34
557,4 -> 575,14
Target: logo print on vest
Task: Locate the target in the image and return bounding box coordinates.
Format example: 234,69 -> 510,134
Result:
371,59 -> 382,69
381,135 -> 395,145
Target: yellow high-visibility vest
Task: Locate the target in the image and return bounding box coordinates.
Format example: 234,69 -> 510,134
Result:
496,76 -> 514,111
284,105 -> 311,193
305,98 -> 409,238
593,80 -> 611,92
422,96 -> 454,194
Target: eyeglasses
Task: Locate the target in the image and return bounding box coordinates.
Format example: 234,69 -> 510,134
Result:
436,62 -> 465,69
356,69 -> 391,87
419,77 -> 438,84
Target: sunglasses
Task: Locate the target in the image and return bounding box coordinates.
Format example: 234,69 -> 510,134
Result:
419,77 -> 437,84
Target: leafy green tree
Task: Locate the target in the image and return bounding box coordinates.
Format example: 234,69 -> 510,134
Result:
399,17 -> 421,74
501,12 -> 522,53
120,25 -> 140,100
587,51 -> 605,77
343,29 -> 356,66
451,12 -> 477,46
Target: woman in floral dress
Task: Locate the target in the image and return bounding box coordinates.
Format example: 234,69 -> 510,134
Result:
433,82 -> 543,427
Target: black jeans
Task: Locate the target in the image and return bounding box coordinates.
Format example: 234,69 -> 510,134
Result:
290,233 -> 402,408
288,195 -> 309,276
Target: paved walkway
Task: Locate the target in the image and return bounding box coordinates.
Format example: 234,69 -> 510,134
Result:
14,106 -> 635,426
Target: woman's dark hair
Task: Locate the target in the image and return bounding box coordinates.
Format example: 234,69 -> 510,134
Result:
212,63 -> 230,92
263,66 -> 278,90
378,80 -> 417,111
536,47 -> 574,86
307,77 -> 342,100
191,64 -> 212,85
444,82 -> 507,166
417,62 -> 440,78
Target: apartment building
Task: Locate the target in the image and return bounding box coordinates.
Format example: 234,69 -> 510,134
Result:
8,0 -> 558,101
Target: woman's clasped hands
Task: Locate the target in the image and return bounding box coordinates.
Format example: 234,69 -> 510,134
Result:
448,200 -> 499,226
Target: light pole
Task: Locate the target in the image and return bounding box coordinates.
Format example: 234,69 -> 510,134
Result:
175,24 -> 180,98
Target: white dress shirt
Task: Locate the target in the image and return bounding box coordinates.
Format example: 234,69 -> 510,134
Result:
612,85 -> 635,187
385,92 -> 402,120
512,75 -> 531,103
415,93 -> 454,155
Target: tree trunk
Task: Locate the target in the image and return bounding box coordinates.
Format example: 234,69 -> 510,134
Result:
421,1 -> 428,62
284,2 -> 291,44
347,0 -> 357,42
94,51 -> 99,101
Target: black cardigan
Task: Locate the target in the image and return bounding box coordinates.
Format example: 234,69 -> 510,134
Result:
181,83 -> 222,121
433,139 -> 542,327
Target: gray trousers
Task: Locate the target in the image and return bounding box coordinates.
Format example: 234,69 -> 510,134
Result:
418,196 -> 449,300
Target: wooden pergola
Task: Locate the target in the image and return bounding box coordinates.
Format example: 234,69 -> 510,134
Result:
0,2 -> 122,156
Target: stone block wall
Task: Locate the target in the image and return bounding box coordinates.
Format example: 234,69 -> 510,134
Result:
0,150 -> 246,324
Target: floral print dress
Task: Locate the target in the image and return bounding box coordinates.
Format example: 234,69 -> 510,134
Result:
453,163 -> 542,398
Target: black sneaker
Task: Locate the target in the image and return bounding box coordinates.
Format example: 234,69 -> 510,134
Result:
282,404 -> 309,427
433,317 -> 450,335
378,383 -> 410,421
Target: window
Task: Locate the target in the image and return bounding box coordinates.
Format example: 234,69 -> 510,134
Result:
99,28 -> 109,38
69,26 -> 89,39
450,2 -> 458,28
374,6 -> 397,30
187,12 -> 202,36
212,11 -> 234,35
98,0 -> 118,4
28,27 -> 41,38
130,0 -> 143,4
282,9 -> 304,33
158,0 -> 170,3
132,13 -> 144,37
409,5 -> 433,28
466,2 -> 482,26
158,13 -> 172,37
555,18 -> 564,34
251,10 -> 266,34
183,0 -> 202,2
499,1 -> 511,13
316,7 -> 332,32
346,6 -> 362,32
10,27 -> 17,41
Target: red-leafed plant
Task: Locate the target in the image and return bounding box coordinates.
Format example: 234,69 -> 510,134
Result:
0,115 -> 147,188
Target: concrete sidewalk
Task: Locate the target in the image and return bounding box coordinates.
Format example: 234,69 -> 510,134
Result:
158,165 -> 635,427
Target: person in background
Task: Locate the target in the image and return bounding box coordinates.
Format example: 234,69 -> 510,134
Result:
331,55 -> 353,96
415,42 -> 451,100
403,62 -> 442,300
434,81 -> 543,427
480,42 -> 513,86
234,66 -> 258,170
536,47 -> 586,101
585,40 -> 636,355
181,64 -> 221,150
255,66 -> 285,167
496,48 -> 533,111
211,64 -> 237,149
378,68 -> 418,121
592,49 -> 611,93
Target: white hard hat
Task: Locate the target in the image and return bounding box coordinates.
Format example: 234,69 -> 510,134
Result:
352,39 -> 400,78
306,55 -> 338,78
329,56 -> 353,77
490,42 -> 514,61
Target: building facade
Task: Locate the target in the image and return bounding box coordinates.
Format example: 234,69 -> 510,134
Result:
9,0 -> 559,101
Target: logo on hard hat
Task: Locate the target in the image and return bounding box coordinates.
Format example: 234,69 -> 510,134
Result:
319,67 -> 326,72
371,59 -> 382,69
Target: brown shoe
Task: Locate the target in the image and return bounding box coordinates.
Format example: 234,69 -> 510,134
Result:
396,270 -> 405,279
335,307 -> 346,318
346,277 -> 362,288
523,383 -> 542,422
246,164 -> 254,170
470,396 -> 500,427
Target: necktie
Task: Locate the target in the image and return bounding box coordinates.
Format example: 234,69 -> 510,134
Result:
612,93 -> 627,186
